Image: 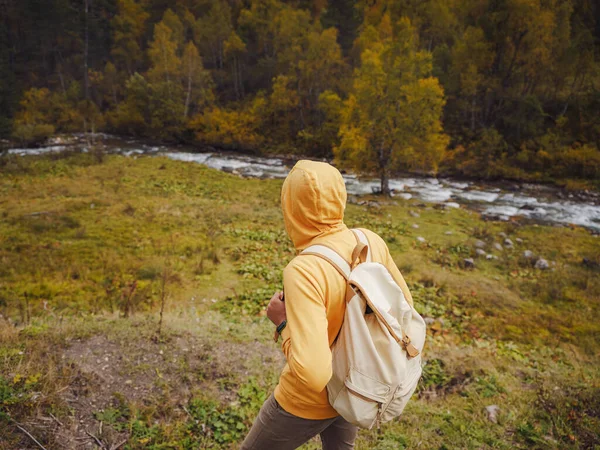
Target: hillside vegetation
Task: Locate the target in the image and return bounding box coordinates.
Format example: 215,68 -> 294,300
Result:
0,153 -> 599,449
2,0 -> 600,189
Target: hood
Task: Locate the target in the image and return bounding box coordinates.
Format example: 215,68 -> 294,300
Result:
281,160 -> 348,251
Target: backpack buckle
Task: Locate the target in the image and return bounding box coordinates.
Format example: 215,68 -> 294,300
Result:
401,334 -> 420,358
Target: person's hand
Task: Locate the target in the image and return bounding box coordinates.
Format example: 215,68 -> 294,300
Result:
266,291 -> 286,327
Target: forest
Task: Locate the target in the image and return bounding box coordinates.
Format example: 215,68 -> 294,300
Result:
2,0 -> 600,192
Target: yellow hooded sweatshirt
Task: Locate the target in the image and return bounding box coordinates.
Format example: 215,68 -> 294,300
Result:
274,160 -> 414,419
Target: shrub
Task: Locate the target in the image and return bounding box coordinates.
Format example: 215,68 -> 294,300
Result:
11,124 -> 55,146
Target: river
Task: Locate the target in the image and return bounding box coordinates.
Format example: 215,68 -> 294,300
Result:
4,133 -> 600,232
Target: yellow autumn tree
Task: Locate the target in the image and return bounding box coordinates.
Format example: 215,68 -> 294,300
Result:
335,16 -> 448,195
148,19 -> 182,86
146,13 -> 185,137
182,41 -> 214,119
11,88 -> 56,144
190,95 -> 265,150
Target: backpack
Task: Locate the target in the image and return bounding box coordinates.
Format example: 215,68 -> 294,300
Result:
300,228 -> 426,429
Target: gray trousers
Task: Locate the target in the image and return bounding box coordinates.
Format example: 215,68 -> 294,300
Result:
240,394 -> 357,450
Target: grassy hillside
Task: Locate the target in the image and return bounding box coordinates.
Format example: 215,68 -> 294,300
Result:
0,153 -> 599,449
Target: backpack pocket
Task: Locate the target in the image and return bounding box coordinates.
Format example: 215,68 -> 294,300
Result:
380,365 -> 422,424
332,368 -> 391,429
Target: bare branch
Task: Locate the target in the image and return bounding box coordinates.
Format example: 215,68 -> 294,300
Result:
14,423 -> 48,450
85,430 -> 106,449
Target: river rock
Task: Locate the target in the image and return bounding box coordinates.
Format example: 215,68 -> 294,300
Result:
463,258 -> 475,268
409,210 -> 420,218
493,243 -> 503,251
504,238 -> 514,247
523,250 -> 534,259
412,224 -> 419,229
445,231 -> 453,235
486,254 -> 497,260
516,238 -> 523,244
535,258 -> 550,270
416,237 -> 426,243
499,232 -> 507,238
475,249 -> 486,257
485,405 -> 500,423
475,240 -> 486,249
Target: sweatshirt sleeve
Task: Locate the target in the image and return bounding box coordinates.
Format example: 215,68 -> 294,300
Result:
280,260 -> 332,393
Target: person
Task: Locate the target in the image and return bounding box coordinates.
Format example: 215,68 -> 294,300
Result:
240,160 -> 414,450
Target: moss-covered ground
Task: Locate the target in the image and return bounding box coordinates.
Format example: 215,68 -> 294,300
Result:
1,153 -> 599,449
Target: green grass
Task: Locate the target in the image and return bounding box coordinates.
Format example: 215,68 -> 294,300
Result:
0,153 -> 599,449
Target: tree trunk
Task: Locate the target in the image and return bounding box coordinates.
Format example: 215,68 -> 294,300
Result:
184,66 -> 192,118
380,167 -> 390,196
232,57 -> 239,100
379,143 -> 390,196
379,167 -> 391,197
83,0 -> 89,101
58,66 -> 66,95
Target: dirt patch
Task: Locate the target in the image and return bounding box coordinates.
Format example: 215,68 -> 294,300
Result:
62,332 -> 282,402
15,331 -> 284,449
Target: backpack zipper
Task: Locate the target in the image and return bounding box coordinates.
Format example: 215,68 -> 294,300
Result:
345,385 -> 384,429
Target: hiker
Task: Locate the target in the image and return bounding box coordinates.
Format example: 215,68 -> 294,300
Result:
240,160 -> 414,450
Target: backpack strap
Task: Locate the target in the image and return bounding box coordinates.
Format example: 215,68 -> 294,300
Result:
351,229 -> 372,262
301,229 -> 373,278
301,245 -> 351,280
301,230 -> 373,307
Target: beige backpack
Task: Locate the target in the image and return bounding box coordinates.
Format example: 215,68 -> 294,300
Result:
301,229 -> 426,429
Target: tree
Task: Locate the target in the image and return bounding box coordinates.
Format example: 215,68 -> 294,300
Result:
148,19 -> 182,86
100,62 -> 119,107
335,17 -> 448,195
190,96 -> 265,150
304,89 -> 343,156
260,75 -> 300,147
238,0 -> 284,61
194,1 -> 232,70
447,26 -> 494,133
146,15 -> 184,136
224,32 -> 247,100
182,41 -> 214,118
296,27 -> 346,127
11,88 -> 56,144
162,8 -> 185,51
108,73 -> 151,135
111,0 -> 150,75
